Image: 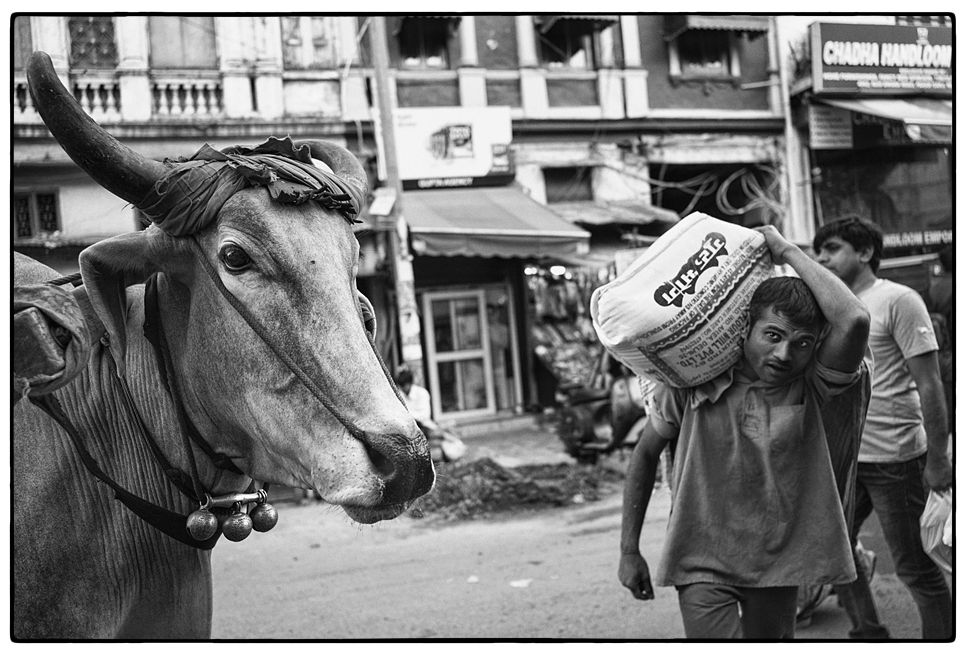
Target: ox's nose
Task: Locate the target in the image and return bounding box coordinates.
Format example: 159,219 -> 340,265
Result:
362,432 -> 435,503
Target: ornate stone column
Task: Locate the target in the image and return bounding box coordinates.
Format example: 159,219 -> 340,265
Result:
619,15 -> 649,118
114,16 -> 151,121
515,16 -> 548,118
458,17 -> 486,106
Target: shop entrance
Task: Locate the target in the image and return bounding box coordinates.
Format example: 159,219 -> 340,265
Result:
421,284 -> 522,422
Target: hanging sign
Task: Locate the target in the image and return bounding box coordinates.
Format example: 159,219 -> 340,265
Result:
393,107 -> 514,189
809,105 -> 853,149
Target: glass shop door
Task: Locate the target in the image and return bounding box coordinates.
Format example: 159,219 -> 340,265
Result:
423,290 -> 496,421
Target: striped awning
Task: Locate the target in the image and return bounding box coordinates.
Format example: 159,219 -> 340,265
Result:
664,15 -> 770,41
818,97 -> 952,144
535,15 -> 618,35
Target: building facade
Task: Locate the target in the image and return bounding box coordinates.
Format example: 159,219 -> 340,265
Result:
13,14 -> 796,422
774,14 -> 953,295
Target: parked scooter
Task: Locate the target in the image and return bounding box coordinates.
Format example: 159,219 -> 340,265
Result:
554,347 -> 652,464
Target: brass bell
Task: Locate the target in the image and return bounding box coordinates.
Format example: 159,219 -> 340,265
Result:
250,502 -> 278,533
221,510 -> 253,542
186,508 -> 218,541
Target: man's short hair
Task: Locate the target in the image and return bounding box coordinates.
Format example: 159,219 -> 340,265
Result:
748,277 -> 826,335
812,215 -> 883,274
394,365 -> 414,388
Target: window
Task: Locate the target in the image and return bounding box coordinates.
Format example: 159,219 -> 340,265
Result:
539,23 -> 597,69
14,192 -> 61,240
149,16 -> 217,68
281,16 -> 342,69
535,17 -> 614,69
397,17 -> 453,69
544,167 -> 593,203
669,30 -> 738,81
69,16 -> 118,69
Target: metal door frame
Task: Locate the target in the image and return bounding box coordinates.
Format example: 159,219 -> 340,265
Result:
422,288 -> 496,421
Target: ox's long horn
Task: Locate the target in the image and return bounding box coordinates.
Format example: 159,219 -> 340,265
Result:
26,51 -> 168,205
295,140 -> 369,197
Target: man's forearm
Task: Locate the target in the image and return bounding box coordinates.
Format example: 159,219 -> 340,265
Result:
620,441 -> 659,555
919,376 -> 950,462
781,246 -> 869,330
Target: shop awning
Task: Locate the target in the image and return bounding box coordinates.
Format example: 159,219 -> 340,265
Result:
535,15 -> 617,35
818,97 -> 952,144
405,187 -> 590,260
664,15 -> 770,41
390,16 -> 461,35
545,200 -> 681,228
554,236 -> 657,270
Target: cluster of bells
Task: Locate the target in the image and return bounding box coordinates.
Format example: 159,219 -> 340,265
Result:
186,489 -> 278,542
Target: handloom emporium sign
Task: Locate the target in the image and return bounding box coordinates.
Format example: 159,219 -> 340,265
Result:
810,22 -> 951,95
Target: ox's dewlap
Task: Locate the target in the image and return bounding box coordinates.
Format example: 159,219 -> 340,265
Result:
590,213 -> 775,388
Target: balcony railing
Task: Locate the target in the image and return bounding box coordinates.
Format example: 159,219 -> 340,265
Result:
151,77 -> 224,117
12,78 -> 38,120
73,77 -> 122,120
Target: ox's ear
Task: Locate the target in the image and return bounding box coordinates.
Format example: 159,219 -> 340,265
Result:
78,230 -> 170,376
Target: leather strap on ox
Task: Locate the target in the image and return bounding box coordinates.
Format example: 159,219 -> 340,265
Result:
135,135 -> 400,440
29,393 -> 222,550
188,237 -> 385,443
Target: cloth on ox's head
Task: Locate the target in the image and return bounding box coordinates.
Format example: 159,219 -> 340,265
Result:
138,135 -> 364,236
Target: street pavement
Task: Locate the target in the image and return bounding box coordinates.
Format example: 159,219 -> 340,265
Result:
458,420 -> 928,640
211,418 -> 939,641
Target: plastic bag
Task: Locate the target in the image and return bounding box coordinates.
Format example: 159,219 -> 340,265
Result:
920,489 -> 952,577
441,434 -> 467,462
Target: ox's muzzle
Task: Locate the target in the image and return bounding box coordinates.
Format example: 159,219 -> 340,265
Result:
362,429 -> 435,506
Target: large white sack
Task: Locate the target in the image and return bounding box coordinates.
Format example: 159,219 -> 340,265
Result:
591,213 -> 775,388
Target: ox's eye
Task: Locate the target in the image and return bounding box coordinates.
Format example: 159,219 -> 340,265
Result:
219,245 -> 252,272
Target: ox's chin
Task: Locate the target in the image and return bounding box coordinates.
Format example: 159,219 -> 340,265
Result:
341,502 -> 410,524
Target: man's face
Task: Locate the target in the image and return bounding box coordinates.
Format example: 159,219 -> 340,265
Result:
742,308 -> 820,385
814,235 -> 870,284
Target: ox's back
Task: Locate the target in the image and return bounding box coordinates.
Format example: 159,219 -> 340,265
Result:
14,255 -> 214,638
14,251 -> 62,286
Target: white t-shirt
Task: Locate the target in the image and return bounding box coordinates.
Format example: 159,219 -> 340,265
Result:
403,384 -> 433,425
857,279 -> 939,462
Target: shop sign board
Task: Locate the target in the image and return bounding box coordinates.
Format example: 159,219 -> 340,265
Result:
809,104 -> 920,149
809,105 -> 853,149
883,229 -> 952,251
810,22 -> 951,95
393,107 -> 514,190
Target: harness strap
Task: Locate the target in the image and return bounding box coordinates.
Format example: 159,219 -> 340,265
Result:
112,357 -> 200,502
144,274 -> 245,476
29,393 -> 222,551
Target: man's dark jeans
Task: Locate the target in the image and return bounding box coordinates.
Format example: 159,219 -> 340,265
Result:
834,455 -> 952,639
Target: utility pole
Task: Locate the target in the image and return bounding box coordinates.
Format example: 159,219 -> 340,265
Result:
770,16 -> 808,244
368,16 -> 425,384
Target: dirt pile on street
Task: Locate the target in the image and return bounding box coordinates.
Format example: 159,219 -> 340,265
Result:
409,457 -> 624,522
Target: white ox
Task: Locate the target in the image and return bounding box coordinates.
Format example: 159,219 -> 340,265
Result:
13,52 -> 434,639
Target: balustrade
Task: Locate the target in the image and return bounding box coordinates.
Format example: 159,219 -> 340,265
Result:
151,78 -> 223,117
73,78 -> 122,119
13,78 -> 37,119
